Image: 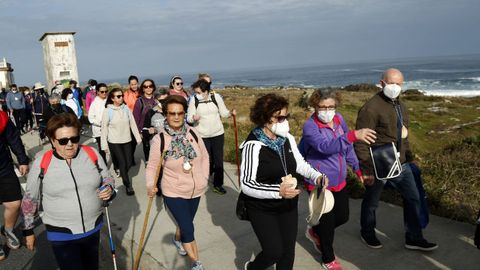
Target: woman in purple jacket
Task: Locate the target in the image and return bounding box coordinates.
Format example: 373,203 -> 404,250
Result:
133,79 -> 158,163
302,89 -> 376,270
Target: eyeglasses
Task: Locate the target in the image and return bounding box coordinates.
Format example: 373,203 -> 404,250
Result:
166,111 -> 185,117
274,113 -> 290,123
175,82 -> 183,86
143,84 -> 154,89
99,91 -> 108,94
317,106 -> 336,111
56,136 -> 80,146
115,95 -> 124,99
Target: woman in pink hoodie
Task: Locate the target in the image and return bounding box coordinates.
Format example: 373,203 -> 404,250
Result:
145,95 -> 209,270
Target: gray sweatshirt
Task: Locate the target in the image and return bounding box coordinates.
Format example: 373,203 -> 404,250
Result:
22,147 -> 114,234
6,91 -> 25,110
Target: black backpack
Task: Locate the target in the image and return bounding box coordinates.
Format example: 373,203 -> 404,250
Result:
194,92 -> 218,109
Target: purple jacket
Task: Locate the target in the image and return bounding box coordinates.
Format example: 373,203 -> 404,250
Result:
302,113 -> 361,191
133,96 -> 158,132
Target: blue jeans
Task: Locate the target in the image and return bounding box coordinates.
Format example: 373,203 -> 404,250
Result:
360,163 -> 423,241
164,196 -> 201,243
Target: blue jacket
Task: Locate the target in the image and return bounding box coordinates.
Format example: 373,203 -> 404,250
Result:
32,91 -> 50,115
0,111 -> 28,176
302,113 -> 360,191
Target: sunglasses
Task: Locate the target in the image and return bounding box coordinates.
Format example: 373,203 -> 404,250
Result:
99,90 -> 108,94
317,106 -> 336,111
175,82 -> 184,86
274,113 -> 290,123
166,111 -> 185,117
143,84 -> 154,89
115,94 -> 124,99
56,136 -> 80,146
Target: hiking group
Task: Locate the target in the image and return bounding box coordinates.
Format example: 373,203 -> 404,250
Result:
1,68 -> 458,270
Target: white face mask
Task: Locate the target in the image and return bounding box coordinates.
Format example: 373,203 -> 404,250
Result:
67,93 -> 73,100
196,93 -> 204,101
383,83 -> 402,99
271,120 -> 290,138
317,110 -> 336,123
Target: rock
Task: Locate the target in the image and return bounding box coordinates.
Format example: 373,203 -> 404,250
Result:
427,106 -> 448,112
343,83 -> 378,92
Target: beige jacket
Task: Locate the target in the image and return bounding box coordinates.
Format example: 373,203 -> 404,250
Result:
101,104 -> 141,150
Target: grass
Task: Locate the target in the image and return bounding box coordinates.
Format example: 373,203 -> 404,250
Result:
219,87 -> 480,223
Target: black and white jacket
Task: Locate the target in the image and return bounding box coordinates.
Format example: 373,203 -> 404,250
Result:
240,132 -> 324,212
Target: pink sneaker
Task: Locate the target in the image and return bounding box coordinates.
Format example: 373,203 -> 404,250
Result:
305,227 -> 322,254
322,259 -> 343,270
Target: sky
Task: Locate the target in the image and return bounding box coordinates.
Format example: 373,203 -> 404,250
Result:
1,0 -> 479,86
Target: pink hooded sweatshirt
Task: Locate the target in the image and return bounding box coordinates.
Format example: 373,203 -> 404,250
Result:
145,128 -> 209,199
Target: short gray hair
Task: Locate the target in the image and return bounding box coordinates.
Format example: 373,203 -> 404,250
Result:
49,93 -> 61,102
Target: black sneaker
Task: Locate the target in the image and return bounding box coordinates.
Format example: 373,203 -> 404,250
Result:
405,239 -> 438,251
213,186 -> 227,195
361,233 -> 383,249
126,186 -> 135,196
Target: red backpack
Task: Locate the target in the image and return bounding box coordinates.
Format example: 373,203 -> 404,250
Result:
39,145 -> 100,180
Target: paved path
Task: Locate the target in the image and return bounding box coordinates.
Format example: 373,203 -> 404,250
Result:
1,130 -> 479,269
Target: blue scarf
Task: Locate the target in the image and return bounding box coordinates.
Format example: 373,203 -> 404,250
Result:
252,127 -> 286,157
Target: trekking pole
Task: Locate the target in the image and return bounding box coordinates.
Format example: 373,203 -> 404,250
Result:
102,199 -> 118,270
134,152 -> 165,270
233,114 -> 240,186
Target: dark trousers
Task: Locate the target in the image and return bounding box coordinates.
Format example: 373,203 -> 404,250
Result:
12,109 -> 25,132
50,231 -> 100,270
248,207 -> 298,270
94,137 -> 107,165
24,109 -> 33,129
142,131 -> 151,162
130,135 -> 137,166
108,141 -> 133,188
312,188 -> 349,263
361,163 -> 423,241
203,134 -> 224,187
164,196 -> 201,243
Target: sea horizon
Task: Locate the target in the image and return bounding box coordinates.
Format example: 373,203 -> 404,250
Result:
100,54 -> 480,97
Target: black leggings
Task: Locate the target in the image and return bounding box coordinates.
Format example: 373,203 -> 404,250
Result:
312,188 -> 349,263
50,231 -> 100,270
108,141 -> 133,188
142,130 -> 152,162
248,207 -> 298,270
203,134 -> 224,187
94,137 -> 107,165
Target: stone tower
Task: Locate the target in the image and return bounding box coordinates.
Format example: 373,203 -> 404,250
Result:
0,58 -> 14,90
39,32 -> 79,91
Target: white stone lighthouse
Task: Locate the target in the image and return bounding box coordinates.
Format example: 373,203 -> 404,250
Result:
0,58 -> 14,89
39,32 -> 79,91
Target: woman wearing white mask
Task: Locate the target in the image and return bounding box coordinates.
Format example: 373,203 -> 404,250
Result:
187,79 -> 236,195
301,89 -> 376,270
240,93 -> 328,270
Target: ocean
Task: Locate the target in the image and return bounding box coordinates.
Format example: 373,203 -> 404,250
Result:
114,54 -> 480,97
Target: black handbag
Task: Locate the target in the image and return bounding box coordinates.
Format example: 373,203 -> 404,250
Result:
236,192 -> 249,221
369,142 -> 402,180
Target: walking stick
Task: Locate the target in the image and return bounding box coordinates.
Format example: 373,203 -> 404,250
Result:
133,152 -> 165,270
102,199 -> 118,270
233,114 -> 240,186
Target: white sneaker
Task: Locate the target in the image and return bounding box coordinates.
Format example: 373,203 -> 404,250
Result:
192,261 -> 204,270
172,237 -> 187,256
